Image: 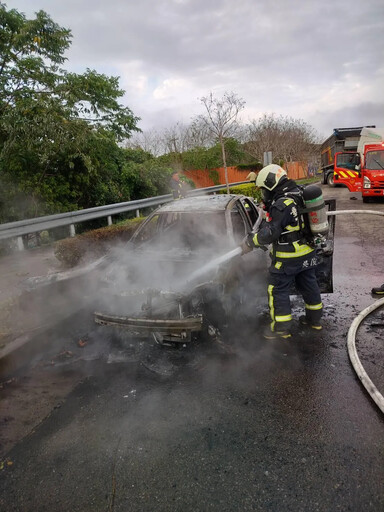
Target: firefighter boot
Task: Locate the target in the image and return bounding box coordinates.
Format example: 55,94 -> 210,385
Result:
299,316 -> 322,332
262,325 -> 292,340
371,284 -> 384,295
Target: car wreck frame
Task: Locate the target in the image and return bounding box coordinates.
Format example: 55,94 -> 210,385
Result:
94,194 -> 264,345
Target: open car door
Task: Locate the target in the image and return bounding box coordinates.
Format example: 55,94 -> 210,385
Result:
333,152 -> 362,192
314,198 -> 336,293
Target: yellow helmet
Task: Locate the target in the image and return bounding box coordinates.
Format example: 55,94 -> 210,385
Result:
256,164 -> 287,191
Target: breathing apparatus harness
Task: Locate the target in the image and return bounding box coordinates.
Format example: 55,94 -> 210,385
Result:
269,180 -> 332,257
243,177 -> 332,259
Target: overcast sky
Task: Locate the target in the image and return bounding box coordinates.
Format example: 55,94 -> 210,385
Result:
10,0 -> 384,139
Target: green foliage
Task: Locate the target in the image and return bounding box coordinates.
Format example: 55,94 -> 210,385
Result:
296,176 -> 321,185
218,183 -> 262,202
180,145 -> 222,170
222,138 -> 248,165
157,138 -> 252,172
208,169 -> 220,185
0,4 -> 143,222
54,217 -> 144,267
120,151 -> 173,201
123,147 -> 153,164
236,162 -> 263,172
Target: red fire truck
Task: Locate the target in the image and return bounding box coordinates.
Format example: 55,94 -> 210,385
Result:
320,126 -> 384,202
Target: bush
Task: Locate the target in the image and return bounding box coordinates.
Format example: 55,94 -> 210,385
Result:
220,178 -> 319,203
208,169 -> 220,185
236,163 -> 263,172
219,183 -> 262,202
54,217 -> 145,267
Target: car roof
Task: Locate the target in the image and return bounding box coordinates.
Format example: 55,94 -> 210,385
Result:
157,194 -> 243,213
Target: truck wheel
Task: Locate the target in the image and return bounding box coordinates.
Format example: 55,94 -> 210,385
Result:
327,173 -> 335,187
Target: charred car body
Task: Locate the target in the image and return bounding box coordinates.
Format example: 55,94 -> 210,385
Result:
94,194 -> 265,345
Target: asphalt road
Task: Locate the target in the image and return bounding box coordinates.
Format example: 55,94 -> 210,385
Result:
0,185 -> 383,511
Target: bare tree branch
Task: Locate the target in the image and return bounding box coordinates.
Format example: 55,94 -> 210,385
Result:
244,114 -> 321,167
196,91 -> 245,192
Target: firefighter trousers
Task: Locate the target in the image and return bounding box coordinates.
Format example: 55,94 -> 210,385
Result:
267,265 -> 322,332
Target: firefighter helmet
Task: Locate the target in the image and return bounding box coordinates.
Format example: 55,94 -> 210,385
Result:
256,164 -> 287,191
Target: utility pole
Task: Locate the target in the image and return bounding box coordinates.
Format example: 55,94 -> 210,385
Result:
263,151 -> 272,166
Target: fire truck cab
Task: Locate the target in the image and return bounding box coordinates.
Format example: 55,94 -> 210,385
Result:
323,127 -> 384,202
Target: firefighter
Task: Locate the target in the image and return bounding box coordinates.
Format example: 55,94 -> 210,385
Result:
240,164 -> 323,339
246,170 -> 257,184
169,171 -> 185,200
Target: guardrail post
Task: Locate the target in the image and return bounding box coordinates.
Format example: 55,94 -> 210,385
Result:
107,215 -> 112,226
69,224 -> 76,237
136,209 -> 140,218
17,236 -> 24,251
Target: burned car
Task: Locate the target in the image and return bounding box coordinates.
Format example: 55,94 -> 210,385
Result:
94,194 -> 335,346
94,194 -> 267,345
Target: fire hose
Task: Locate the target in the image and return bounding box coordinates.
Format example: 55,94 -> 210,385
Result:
346,297 -> 384,414
326,209 -> 384,414
327,209 -> 384,218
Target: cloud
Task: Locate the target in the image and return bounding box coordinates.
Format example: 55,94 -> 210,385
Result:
11,0 -> 384,135
312,102 -> 384,137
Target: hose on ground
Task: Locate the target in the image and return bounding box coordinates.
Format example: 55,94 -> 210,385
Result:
327,209 -> 384,217
327,208 -> 384,414
347,297 -> 384,414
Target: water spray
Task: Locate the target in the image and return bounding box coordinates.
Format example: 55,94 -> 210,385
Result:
186,247 -> 243,286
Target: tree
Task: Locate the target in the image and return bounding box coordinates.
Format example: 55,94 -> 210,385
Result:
244,114 -> 320,166
120,150 -> 173,201
0,4 -> 140,221
0,5 -> 139,139
125,129 -> 164,157
125,120 -> 215,160
195,91 -> 245,192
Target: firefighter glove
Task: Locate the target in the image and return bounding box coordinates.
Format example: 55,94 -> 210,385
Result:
240,234 -> 254,255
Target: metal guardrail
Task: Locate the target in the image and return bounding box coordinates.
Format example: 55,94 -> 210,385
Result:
0,181 -> 248,248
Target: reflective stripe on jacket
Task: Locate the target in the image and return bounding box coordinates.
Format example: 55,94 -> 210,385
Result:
252,195 -> 314,262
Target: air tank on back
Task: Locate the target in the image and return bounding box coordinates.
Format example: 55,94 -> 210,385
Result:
302,184 -> 329,235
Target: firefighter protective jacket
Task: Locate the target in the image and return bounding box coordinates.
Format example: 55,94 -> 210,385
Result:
251,182 -> 315,264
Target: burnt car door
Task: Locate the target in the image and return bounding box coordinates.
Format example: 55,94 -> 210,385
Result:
314,198 -> 335,293
289,198 -> 335,294
227,196 -> 261,244
238,197 -> 260,231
